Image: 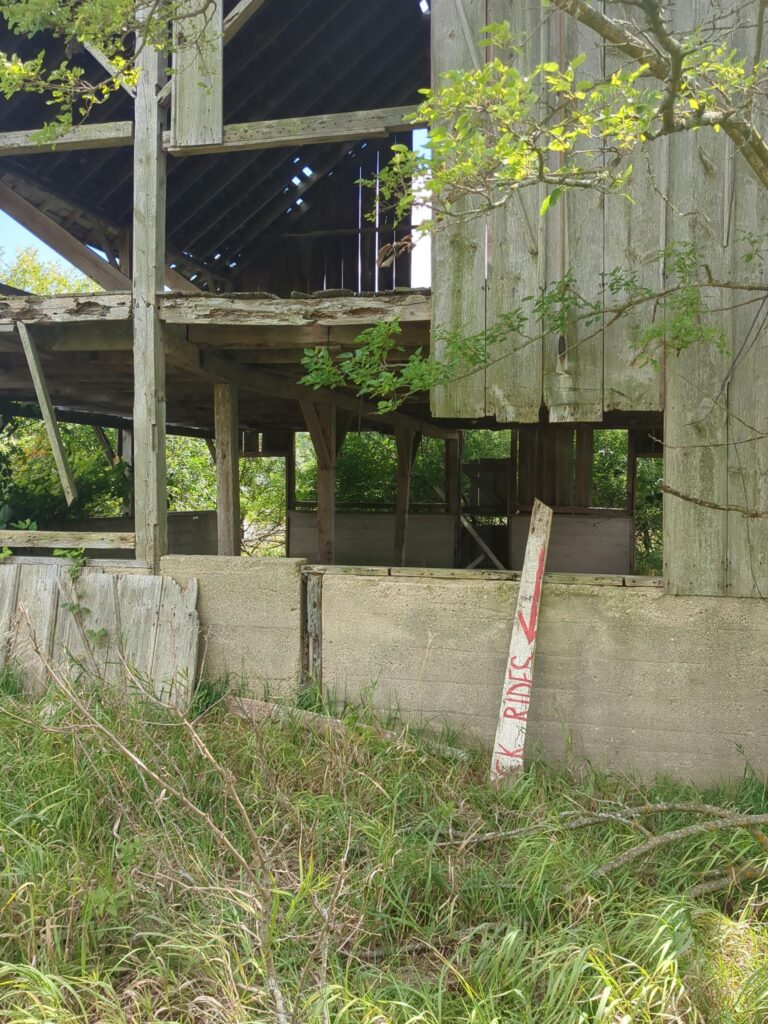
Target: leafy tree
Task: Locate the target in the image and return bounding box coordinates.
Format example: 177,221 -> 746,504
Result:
0,245 -> 94,294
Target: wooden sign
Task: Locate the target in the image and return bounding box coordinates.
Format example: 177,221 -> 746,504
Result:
490,498 -> 553,781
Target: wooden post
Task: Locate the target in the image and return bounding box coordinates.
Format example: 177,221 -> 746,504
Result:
214,382 -> 240,555
132,12 -> 168,568
394,427 -> 418,566
301,402 -> 336,564
575,427 -> 593,508
118,427 -> 134,516
554,429 -> 575,507
285,431 -> 296,556
507,429 -> 518,569
445,434 -> 462,567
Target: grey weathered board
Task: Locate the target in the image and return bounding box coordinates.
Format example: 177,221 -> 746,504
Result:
0,563 -> 199,704
430,0 -> 487,418
171,0 -> 224,148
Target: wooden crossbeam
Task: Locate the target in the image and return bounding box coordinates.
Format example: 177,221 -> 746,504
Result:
164,105 -> 421,155
0,121 -> 133,158
0,530 -> 135,549
0,183 -> 131,291
16,322 -> 77,506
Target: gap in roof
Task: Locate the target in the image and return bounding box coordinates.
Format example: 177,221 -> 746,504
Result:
419,0 -> 430,13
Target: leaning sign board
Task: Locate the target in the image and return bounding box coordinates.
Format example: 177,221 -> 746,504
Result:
490,499 -> 553,781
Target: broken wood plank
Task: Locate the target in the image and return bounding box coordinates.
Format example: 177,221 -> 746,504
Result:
17,322 -> 77,506
491,498 -> 553,781
164,105 -> 420,155
0,120 -> 133,157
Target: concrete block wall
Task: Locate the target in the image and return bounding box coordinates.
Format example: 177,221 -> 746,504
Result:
319,570 -> 768,785
161,556 -> 305,697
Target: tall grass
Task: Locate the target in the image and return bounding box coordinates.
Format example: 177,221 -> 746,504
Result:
0,680 -> 767,1023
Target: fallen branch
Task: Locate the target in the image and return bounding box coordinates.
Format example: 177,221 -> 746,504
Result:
661,484 -> 764,518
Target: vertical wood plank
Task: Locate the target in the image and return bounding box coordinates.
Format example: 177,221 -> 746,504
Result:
725,134 -> 768,596
133,13 -> 168,569
214,382 -> 241,555
542,10 -> 604,423
171,0 -> 224,148
663,2 -> 729,596
485,0 -> 543,423
430,0 -> 487,418
518,428 -> 537,506
602,2 -> 664,413
17,322 -> 77,506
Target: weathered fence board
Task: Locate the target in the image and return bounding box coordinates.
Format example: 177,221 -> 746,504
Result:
0,564 -> 199,703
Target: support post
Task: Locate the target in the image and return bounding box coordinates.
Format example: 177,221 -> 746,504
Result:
575,427 -> 593,508
301,402 -> 336,564
214,382 -> 241,555
132,13 -> 168,568
445,434 -> 462,567
507,429 -> 518,570
285,431 -> 296,556
394,428 -> 418,566
118,427 -> 134,516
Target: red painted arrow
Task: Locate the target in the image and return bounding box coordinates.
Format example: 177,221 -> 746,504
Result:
517,545 -> 546,644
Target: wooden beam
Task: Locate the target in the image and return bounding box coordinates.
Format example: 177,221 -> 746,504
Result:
0,183 -> 131,291
0,292 -> 131,324
164,105 -> 421,155
16,323 -> 77,506
394,427 -> 418,566
160,290 -> 431,328
83,45 -> 137,97
171,0 -> 224,148
132,14 -> 169,568
0,529 -> 135,549
301,401 -> 336,564
214,382 -> 241,555
223,0 -> 267,43
445,434 -> 462,567
0,121 -> 133,158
